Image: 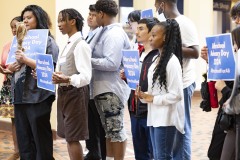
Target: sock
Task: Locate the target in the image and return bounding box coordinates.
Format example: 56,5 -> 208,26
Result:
106,157 -> 114,160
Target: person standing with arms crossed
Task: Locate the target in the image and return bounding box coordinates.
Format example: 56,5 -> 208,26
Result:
52,8 -> 91,160
92,0 -> 131,159
84,4 -> 106,160
154,0 -> 199,159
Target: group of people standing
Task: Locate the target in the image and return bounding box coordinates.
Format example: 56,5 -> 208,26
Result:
2,0 -> 239,160
124,0 -> 199,159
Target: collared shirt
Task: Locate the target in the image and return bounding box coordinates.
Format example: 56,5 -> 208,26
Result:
91,23 -> 131,104
58,32 -> 92,88
86,27 -> 101,43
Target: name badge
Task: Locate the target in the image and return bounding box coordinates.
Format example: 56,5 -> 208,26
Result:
59,56 -> 66,65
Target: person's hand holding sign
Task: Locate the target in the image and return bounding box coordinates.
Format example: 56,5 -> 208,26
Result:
135,85 -> 154,103
138,91 -> 154,103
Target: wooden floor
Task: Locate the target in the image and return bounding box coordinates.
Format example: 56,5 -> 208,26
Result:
0,95 -> 218,160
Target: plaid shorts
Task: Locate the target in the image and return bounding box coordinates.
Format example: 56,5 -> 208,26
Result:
94,92 -> 127,142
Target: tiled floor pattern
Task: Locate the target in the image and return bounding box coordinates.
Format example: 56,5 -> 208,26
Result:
0,95 -> 218,160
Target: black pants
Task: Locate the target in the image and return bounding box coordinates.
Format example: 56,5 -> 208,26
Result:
85,99 -> 106,160
208,107 -> 227,160
14,96 -> 54,160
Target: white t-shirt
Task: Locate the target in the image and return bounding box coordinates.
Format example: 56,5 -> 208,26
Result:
175,15 -> 199,89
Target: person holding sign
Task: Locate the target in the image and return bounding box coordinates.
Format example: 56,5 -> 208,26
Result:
52,8 -> 91,160
12,5 -> 59,160
92,0 -> 131,159
137,19 -> 184,159
0,16 -> 21,160
126,18 -> 159,160
200,2 -> 240,159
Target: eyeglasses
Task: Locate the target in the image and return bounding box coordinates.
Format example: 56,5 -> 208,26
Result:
126,21 -> 137,26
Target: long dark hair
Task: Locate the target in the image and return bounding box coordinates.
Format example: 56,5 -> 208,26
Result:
59,8 -> 84,32
152,19 -> 183,91
21,5 -> 53,37
232,26 -> 240,49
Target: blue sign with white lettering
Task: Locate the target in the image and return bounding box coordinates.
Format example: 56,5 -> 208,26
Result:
6,29 -> 48,64
122,50 -> 140,89
206,33 -> 235,80
36,54 -> 55,92
141,9 -> 153,19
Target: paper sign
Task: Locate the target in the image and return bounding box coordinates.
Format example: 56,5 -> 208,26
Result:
122,50 -> 140,89
141,9 -> 153,19
6,29 -> 49,64
206,33 -> 235,80
36,53 -> 55,92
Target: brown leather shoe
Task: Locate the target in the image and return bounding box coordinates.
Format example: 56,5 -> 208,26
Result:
7,152 -> 20,160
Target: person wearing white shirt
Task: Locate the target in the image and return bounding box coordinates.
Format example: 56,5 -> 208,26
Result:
52,9 -> 91,160
154,0 -> 199,159
138,19 -> 184,160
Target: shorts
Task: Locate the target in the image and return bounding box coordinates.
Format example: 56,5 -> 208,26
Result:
94,92 -> 127,142
57,85 -> 89,142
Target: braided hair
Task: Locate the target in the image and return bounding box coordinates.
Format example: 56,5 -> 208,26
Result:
59,8 -> 84,32
152,19 -> 182,91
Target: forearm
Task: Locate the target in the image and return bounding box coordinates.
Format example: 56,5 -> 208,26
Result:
182,45 -> 199,59
23,58 -> 36,69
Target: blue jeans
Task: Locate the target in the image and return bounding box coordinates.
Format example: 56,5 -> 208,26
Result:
130,115 -> 153,160
150,126 -> 177,160
173,82 -> 196,160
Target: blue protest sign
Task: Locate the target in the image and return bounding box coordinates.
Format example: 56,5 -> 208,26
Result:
6,29 -> 49,64
206,33 -> 235,80
122,50 -> 140,89
36,54 -> 55,92
141,9 -> 153,19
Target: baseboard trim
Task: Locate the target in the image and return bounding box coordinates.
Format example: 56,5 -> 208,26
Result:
0,120 -> 57,140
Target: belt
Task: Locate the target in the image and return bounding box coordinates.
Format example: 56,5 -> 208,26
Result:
58,85 -> 74,91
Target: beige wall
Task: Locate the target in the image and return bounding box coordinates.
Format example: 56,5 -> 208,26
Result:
0,1 -> 56,53
133,0 -> 213,90
0,1 -> 56,125
184,0 -> 213,89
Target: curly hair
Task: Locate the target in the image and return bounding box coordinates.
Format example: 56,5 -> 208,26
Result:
95,0 -> 118,17
21,5 -> 52,29
21,5 -> 53,37
59,8 -> 84,32
152,19 -> 183,91
89,4 -> 96,12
